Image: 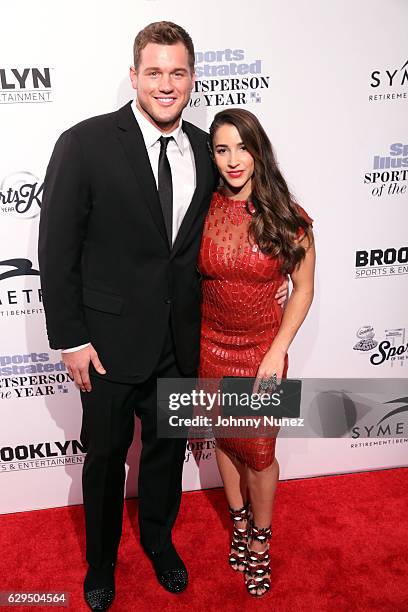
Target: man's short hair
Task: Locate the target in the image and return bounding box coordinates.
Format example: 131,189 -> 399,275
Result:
133,21 -> 195,73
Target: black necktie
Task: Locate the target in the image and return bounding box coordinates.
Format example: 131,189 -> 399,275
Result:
158,136 -> 173,246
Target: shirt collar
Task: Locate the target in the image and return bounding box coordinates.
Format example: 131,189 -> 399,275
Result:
132,100 -> 186,155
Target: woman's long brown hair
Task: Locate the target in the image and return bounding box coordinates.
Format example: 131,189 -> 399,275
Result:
209,108 -> 312,274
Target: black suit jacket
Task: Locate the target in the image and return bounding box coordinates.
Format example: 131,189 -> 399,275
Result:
38,101 -> 217,383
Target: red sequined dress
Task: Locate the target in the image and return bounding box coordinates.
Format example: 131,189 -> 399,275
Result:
198,191 -> 312,470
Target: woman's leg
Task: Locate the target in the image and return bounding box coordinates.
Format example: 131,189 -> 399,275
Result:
244,456 -> 279,596
246,457 -> 279,530
215,445 -> 247,509
215,445 -> 249,571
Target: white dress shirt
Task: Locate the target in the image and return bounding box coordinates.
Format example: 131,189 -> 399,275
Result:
131,101 -> 196,241
62,100 -> 196,353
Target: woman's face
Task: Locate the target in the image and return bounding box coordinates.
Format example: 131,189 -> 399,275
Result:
213,124 -> 255,199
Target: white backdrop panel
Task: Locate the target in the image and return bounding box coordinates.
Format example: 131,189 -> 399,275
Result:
0,0 -> 407,513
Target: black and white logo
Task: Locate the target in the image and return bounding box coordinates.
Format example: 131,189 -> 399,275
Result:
0,258 -> 43,317
1,172 -> 43,219
352,395 -> 408,439
369,59 -> 408,102
0,258 -> 40,281
353,325 -> 378,352
184,439 -> 215,464
0,67 -> 54,104
355,246 -> 408,278
0,440 -> 84,472
353,326 -> 407,367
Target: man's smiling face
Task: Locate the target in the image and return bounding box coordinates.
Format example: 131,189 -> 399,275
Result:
130,41 -> 195,133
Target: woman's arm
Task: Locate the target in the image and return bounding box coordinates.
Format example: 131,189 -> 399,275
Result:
255,231 -> 316,382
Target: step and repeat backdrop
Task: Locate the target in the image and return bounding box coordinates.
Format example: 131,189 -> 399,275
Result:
1,0 -> 407,513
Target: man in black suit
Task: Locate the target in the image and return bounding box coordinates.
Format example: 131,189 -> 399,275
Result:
39,20 -> 287,610
39,21 -> 217,610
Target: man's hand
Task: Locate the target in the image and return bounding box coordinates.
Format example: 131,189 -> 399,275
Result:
275,277 -> 289,307
62,344 -> 106,392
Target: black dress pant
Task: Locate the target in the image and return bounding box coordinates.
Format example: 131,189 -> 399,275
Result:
80,329 -> 188,569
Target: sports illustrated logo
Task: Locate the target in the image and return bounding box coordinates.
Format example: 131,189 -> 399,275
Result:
0,351 -> 74,400
353,326 -> 407,367
368,59 -> 408,102
363,143 -> 408,198
184,439 -> 215,464
355,246 -> 408,278
0,68 -> 54,104
0,172 -> 43,219
0,258 -> 43,318
0,440 -> 84,472
351,395 -> 408,439
190,48 -> 269,108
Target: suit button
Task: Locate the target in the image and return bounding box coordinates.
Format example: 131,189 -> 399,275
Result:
164,297 -> 172,304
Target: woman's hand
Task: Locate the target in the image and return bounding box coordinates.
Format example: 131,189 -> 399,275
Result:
253,347 -> 286,394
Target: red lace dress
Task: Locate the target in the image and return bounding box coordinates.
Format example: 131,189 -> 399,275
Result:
198,191 -> 312,470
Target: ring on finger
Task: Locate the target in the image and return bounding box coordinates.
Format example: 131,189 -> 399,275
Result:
258,373 -> 277,391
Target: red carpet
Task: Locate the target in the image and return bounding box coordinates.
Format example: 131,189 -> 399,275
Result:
0,468 -> 407,611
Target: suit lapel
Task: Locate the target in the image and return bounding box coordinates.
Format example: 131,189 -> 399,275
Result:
116,102 -> 169,248
170,120 -> 210,259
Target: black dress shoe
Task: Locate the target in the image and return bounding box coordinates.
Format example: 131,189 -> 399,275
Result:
84,587 -> 114,611
84,563 -> 115,611
145,543 -> 188,594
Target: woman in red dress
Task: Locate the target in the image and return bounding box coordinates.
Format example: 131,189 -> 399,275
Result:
198,109 -> 315,597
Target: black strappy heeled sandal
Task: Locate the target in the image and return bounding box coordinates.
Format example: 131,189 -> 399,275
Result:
228,502 -> 251,572
244,522 -> 272,597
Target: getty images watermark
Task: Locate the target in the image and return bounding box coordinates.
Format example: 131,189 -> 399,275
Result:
167,387 -> 303,430
157,377 -> 303,438
156,378 -> 408,440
